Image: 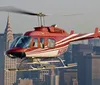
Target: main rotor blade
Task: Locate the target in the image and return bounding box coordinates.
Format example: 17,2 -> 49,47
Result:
63,13 -> 83,16
0,6 -> 46,16
0,6 -> 82,17
47,13 -> 83,16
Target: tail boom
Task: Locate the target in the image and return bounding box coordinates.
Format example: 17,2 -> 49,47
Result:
69,27 -> 100,42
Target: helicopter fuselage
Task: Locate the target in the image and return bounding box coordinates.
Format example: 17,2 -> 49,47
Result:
6,26 -> 100,59
6,26 -> 69,59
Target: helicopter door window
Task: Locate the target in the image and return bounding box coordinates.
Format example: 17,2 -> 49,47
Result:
33,38 -> 38,47
40,38 -> 44,48
48,38 -> 55,48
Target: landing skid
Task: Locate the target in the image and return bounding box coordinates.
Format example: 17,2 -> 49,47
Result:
5,56 -> 77,72
5,63 -> 77,72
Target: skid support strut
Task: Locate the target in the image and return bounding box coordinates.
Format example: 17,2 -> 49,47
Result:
18,58 -> 27,68
57,57 -> 66,67
30,58 -> 44,69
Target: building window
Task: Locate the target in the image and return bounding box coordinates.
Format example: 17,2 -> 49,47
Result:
40,38 -> 44,48
48,38 -> 55,48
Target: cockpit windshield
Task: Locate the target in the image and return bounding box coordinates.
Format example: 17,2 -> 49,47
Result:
10,36 -> 32,48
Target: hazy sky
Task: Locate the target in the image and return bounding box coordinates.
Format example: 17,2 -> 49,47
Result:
0,0 -> 100,33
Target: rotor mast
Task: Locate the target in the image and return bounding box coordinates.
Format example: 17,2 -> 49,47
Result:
37,13 -> 45,26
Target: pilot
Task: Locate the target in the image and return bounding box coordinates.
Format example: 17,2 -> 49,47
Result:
40,42 -> 44,48
33,42 -> 38,47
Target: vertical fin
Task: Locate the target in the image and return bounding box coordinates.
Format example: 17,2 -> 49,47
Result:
70,30 -> 74,35
94,27 -> 99,37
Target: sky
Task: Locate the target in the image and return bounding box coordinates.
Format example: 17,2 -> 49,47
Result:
0,0 -> 100,33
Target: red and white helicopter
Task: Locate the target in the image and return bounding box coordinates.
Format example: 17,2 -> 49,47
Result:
0,6 -> 100,71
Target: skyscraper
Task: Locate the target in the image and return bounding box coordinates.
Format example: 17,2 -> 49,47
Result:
77,54 -> 92,85
39,70 -> 49,81
0,33 -> 5,85
91,55 -> 100,85
72,44 -> 93,63
76,53 -> 100,85
88,38 -> 100,46
45,70 -> 59,85
4,15 -> 17,85
59,69 -> 78,85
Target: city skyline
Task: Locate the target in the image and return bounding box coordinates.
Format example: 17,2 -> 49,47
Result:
0,0 -> 100,33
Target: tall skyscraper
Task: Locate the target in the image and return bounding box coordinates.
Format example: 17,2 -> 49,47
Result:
4,15 -> 17,85
88,38 -> 100,46
72,44 -> 93,63
0,34 -> 5,85
72,44 -> 93,57
59,69 -> 78,85
76,45 -> 100,85
39,70 -> 49,81
44,69 -> 59,85
77,54 -> 91,85
91,55 -> 100,85
76,53 -> 100,85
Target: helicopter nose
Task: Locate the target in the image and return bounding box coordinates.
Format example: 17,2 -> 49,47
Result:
6,51 -> 26,59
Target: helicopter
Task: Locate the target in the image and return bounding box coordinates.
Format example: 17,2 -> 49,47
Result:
0,6 -> 100,71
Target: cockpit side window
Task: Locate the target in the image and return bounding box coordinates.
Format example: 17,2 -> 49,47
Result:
15,36 -> 32,48
10,36 -> 20,48
40,38 -> 44,48
48,38 -> 55,48
10,36 -> 32,48
33,38 -> 38,47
